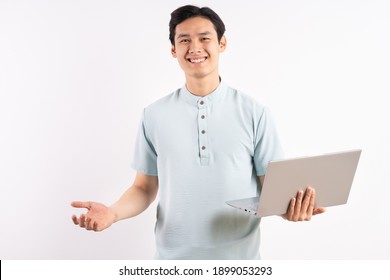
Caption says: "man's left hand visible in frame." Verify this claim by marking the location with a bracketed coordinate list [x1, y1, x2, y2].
[282, 186, 326, 221]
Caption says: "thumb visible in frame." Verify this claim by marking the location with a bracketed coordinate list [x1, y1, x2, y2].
[313, 207, 326, 215]
[71, 201, 91, 209]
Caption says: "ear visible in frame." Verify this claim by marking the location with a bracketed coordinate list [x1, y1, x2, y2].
[171, 45, 177, 58]
[219, 35, 227, 53]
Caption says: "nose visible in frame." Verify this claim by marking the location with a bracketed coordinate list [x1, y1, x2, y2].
[189, 41, 202, 54]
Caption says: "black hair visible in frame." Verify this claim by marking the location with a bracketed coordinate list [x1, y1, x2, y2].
[169, 5, 226, 45]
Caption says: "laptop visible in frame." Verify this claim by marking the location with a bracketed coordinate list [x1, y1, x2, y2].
[226, 149, 361, 217]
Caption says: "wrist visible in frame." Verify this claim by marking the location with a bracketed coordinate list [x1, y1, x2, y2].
[109, 205, 120, 223]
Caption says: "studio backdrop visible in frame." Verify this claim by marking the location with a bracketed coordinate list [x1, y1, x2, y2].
[0, 0, 389, 259]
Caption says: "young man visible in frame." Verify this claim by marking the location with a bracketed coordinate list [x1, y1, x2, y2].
[71, 5, 325, 259]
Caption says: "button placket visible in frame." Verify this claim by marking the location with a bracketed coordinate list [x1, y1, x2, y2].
[198, 98, 209, 165]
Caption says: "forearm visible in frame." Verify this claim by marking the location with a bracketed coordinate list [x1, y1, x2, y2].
[110, 180, 158, 222]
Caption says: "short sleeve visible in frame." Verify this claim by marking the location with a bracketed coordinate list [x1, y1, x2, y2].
[253, 107, 284, 176]
[131, 109, 158, 176]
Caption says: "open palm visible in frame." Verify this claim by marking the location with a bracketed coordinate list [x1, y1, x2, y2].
[71, 201, 116, 232]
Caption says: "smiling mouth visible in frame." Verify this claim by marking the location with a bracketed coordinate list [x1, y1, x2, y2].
[187, 57, 207, 63]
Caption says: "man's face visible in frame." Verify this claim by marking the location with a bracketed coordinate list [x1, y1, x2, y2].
[171, 16, 226, 80]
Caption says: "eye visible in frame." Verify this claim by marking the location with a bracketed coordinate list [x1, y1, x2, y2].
[180, 39, 190, 43]
[201, 37, 210, 41]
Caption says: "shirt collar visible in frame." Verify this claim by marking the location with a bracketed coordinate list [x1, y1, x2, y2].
[180, 79, 227, 107]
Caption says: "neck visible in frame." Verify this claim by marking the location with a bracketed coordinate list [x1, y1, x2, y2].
[185, 74, 220, 97]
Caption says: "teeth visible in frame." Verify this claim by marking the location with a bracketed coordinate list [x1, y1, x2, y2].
[190, 58, 206, 63]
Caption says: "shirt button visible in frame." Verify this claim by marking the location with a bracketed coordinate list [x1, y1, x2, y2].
[201, 146, 206, 150]
[200, 100, 204, 105]
[201, 130, 206, 134]
[201, 115, 205, 119]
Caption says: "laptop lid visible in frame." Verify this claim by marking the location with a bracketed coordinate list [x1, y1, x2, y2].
[256, 149, 361, 217]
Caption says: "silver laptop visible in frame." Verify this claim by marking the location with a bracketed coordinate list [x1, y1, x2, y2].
[226, 149, 361, 217]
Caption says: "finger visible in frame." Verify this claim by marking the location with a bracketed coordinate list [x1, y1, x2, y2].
[287, 197, 296, 221]
[93, 221, 99, 232]
[72, 214, 79, 225]
[85, 217, 92, 230]
[309, 188, 316, 210]
[300, 187, 313, 214]
[71, 201, 91, 210]
[305, 189, 316, 221]
[86, 217, 96, 231]
[292, 190, 303, 221]
[79, 214, 86, 228]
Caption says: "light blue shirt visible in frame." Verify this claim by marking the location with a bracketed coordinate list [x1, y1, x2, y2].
[132, 81, 283, 259]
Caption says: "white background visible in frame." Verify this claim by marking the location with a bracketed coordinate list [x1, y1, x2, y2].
[0, 0, 389, 260]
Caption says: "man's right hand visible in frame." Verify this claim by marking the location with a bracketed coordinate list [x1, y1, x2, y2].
[71, 201, 116, 232]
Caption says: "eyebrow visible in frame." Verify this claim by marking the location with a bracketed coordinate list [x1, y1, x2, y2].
[176, 31, 212, 39]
